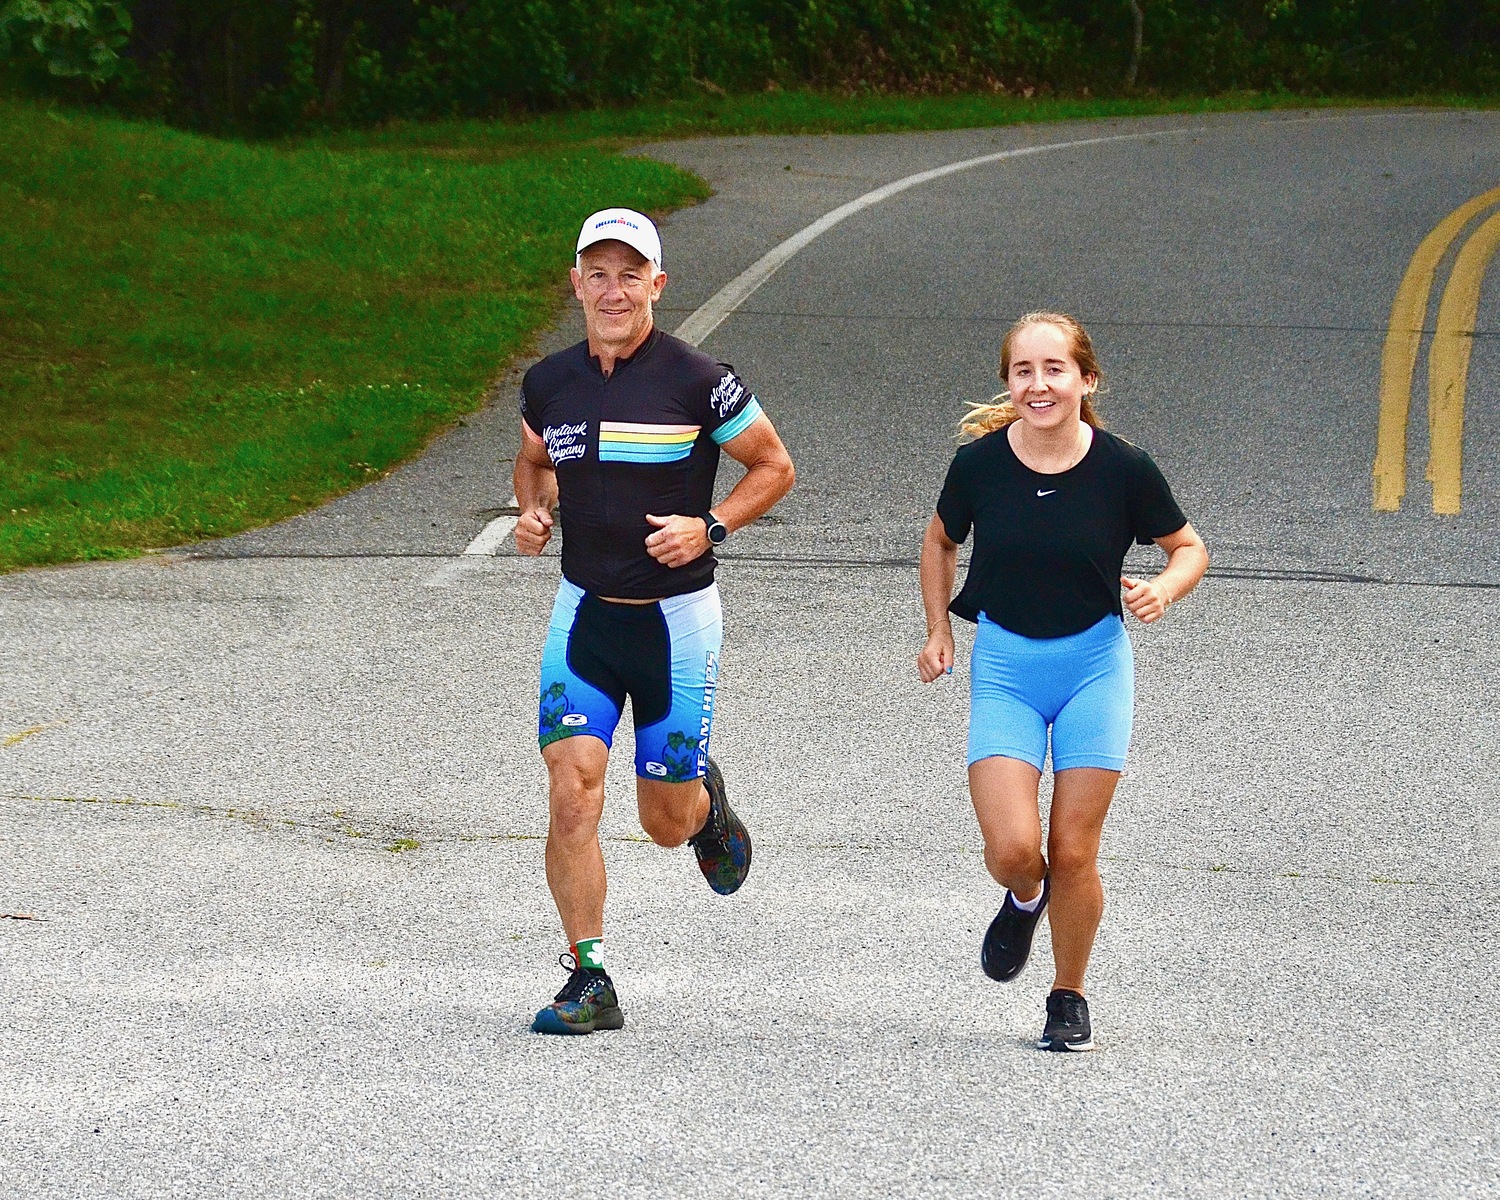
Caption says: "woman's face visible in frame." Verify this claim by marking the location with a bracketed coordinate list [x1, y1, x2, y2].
[1005, 322, 1096, 433]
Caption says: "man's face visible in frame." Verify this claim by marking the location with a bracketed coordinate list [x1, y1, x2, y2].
[571, 240, 666, 353]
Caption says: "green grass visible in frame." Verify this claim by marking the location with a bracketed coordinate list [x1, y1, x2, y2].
[4, 87, 1493, 571]
[0, 98, 708, 569]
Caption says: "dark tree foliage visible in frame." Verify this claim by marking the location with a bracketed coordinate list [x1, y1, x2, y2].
[6, 0, 1497, 131]
[0, 0, 133, 83]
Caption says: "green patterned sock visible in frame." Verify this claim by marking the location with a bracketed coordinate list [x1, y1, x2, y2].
[573, 937, 605, 972]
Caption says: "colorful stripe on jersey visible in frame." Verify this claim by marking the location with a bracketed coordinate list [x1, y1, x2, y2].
[598, 421, 700, 463]
[711, 396, 763, 444]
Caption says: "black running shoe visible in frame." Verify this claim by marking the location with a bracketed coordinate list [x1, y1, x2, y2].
[1038, 988, 1095, 1052]
[980, 875, 1050, 982]
[687, 756, 751, 895]
[531, 955, 625, 1036]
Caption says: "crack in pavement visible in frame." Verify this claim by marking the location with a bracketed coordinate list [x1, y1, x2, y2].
[2, 793, 1434, 888]
[166, 550, 1500, 590]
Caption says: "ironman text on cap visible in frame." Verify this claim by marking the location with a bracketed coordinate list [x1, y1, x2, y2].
[575, 208, 663, 269]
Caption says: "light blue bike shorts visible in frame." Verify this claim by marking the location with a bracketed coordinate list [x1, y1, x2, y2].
[968, 613, 1135, 773]
[538, 579, 721, 782]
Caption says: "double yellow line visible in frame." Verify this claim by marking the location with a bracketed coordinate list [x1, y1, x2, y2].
[1374, 184, 1500, 515]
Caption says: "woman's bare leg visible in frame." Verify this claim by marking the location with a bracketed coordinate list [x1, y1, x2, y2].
[1046, 766, 1120, 993]
[968, 755, 1046, 901]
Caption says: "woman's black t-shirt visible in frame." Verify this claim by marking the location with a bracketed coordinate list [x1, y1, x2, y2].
[936, 426, 1187, 639]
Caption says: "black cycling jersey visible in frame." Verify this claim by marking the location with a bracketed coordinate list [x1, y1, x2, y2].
[937, 426, 1187, 639]
[521, 328, 764, 599]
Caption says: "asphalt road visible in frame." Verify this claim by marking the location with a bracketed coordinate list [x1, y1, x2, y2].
[3, 109, 1498, 1198]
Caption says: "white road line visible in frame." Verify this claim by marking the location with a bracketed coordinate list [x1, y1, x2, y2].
[672, 109, 1435, 347]
[463, 509, 519, 556]
[671, 125, 1208, 347]
[421, 557, 473, 588]
[422, 496, 518, 585]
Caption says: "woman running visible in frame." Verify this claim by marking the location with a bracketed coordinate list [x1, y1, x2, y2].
[917, 311, 1208, 1051]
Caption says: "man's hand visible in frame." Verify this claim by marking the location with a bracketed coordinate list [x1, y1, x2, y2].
[644, 513, 710, 568]
[515, 506, 554, 556]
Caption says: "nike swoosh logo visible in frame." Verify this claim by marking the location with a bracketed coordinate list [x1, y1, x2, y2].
[1036, 489, 1057, 497]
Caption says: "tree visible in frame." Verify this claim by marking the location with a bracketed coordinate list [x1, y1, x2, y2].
[1124, 0, 1143, 90]
[0, 0, 132, 82]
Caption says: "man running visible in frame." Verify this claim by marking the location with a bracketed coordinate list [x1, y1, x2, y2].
[515, 207, 795, 1035]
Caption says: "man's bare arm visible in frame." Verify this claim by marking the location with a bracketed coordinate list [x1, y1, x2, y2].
[644, 415, 795, 568]
[514, 428, 558, 556]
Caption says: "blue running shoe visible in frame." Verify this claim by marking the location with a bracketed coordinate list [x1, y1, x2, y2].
[688, 757, 751, 895]
[531, 955, 624, 1035]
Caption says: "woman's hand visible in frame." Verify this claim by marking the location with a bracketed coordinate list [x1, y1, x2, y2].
[1120, 575, 1171, 623]
[917, 628, 956, 683]
[918, 515, 961, 682]
[1122, 524, 1209, 624]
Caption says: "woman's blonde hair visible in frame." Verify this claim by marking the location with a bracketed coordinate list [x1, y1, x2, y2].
[959, 311, 1105, 439]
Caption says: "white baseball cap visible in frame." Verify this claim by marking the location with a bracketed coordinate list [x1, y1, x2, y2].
[575, 208, 662, 269]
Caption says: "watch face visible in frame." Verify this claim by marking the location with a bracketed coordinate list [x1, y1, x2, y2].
[708, 520, 727, 545]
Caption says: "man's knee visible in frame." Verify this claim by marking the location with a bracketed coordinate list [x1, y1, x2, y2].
[639, 808, 691, 848]
[545, 749, 606, 847]
[549, 797, 603, 848]
[637, 779, 705, 848]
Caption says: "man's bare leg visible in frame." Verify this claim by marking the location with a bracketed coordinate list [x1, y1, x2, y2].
[636, 776, 709, 848]
[541, 735, 610, 944]
[637, 760, 750, 895]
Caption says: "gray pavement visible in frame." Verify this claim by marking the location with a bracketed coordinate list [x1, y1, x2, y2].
[4, 109, 1499, 1197]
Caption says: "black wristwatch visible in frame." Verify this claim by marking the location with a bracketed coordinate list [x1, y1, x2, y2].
[702, 512, 728, 545]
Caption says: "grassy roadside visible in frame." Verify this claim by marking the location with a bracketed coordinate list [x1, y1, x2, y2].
[3, 89, 1491, 572]
[0, 98, 708, 571]
[319, 88, 1497, 154]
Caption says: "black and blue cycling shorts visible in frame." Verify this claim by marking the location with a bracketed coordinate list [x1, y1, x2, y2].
[537, 579, 721, 782]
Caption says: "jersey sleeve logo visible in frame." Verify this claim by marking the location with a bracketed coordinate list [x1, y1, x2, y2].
[543, 420, 589, 464]
[709, 372, 746, 418]
[598, 421, 700, 463]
